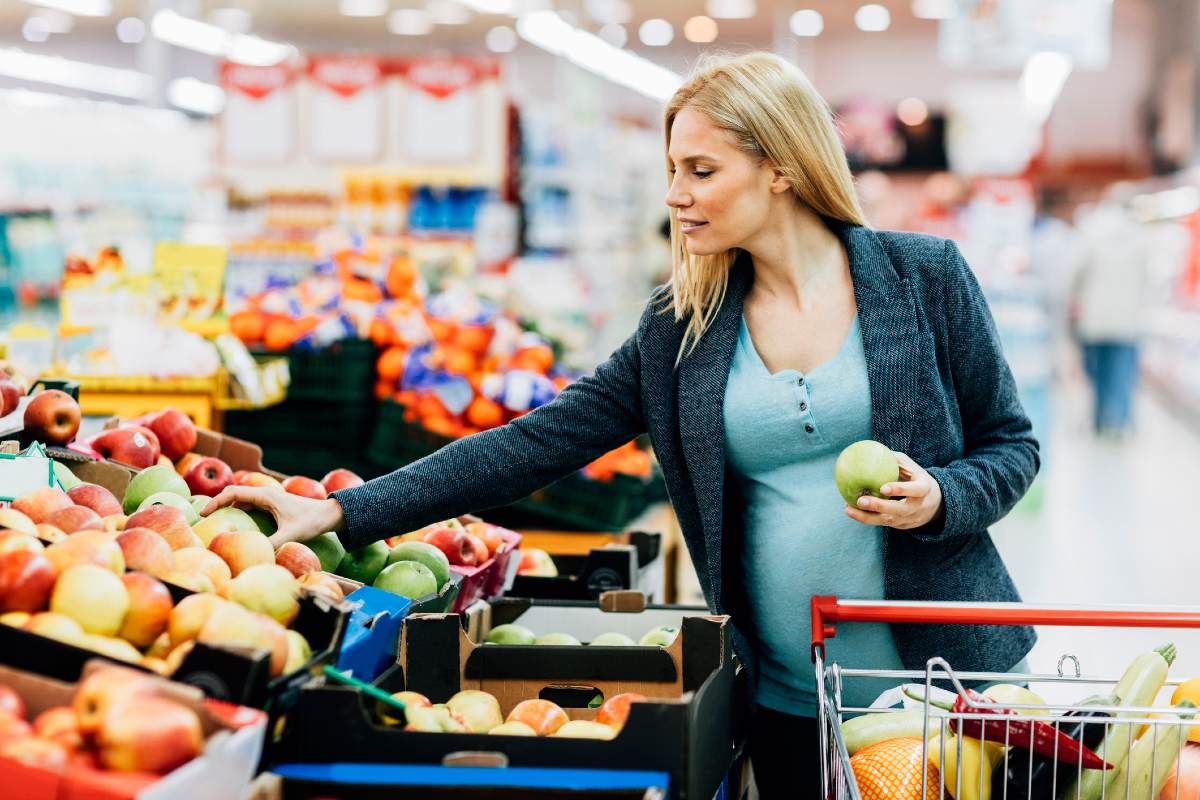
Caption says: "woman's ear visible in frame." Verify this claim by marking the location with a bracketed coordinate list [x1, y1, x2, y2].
[764, 160, 791, 194]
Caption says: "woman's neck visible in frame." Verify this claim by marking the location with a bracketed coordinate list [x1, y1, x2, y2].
[743, 205, 845, 311]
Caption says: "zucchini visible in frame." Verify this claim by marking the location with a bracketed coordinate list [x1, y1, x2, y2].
[1064, 643, 1177, 800]
[840, 710, 927, 756]
[1100, 699, 1194, 800]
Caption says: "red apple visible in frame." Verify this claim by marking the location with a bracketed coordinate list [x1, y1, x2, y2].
[0, 712, 33, 742]
[517, 547, 558, 577]
[35, 525, 66, 544]
[73, 669, 153, 736]
[230, 470, 250, 484]
[96, 695, 204, 774]
[464, 533, 488, 565]
[0, 685, 25, 720]
[174, 453, 203, 478]
[46, 505, 103, 534]
[12, 488, 72, 525]
[275, 541, 321, 578]
[90, 426, 161, 470]
[118, 573, 173, 648]
[297, 571, 345, 602]
[423, 527, 478, 567]
[0, 531, 42, 555]
[321, 468, 364, 493]
[0, 380, 20, 417]
[23, 390, 80, 446]
[68, 484, 122, 518]
[0, 735, 69, 770]
[139, 409, 196, 462]
[209, 529, 274, 576]
[594, 692, 646, 731]
[0, 550, 57, 612]
[237, 471, 281, 488]
[125, 506, 201, 551]
[43, 530, 124, 575]
[33, 707, 82, 751]
[171, 547, 232, 591]
[116, 528, 174, 578]
[0, 508, 37, 537]
[183, 457, 233, 496]
[466, 522, 505, 558]
[281, 475, 327, 500]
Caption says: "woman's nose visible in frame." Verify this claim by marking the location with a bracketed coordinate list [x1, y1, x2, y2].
[665, 178, 690, 209]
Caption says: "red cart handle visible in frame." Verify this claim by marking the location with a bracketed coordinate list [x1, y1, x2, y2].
[810, 596, 1200, 662]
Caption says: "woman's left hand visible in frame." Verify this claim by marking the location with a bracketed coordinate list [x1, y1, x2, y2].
[844, 451, 944, 530]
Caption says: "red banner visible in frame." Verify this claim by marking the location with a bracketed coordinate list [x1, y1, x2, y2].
[387, 57, 500, 99]
[220, 62, 293, 101]
[308, 56, 382, 98]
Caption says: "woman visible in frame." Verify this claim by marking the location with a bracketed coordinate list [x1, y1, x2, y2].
[206, 52, 1038, 796]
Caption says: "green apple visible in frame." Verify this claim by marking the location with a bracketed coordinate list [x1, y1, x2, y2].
[245, 506, 277, 535]
[53, 461, 82, 491]
[303, 532, 346, 574]
[193, 506, 258, 547]
[373, 560, 437, 599]
[336, 541, 389, 585]
[590, 632, 636, 646]
[535, 632, 581, 646]
[639, 626, 679, 647]
[284, 629, 312, 674]
[123, 465, 190, 514]
[138, 491, 199, 524]
[446, 690, 503, 733]
[189, 495, 211, 515]
[485, 623, 536, 645]
[387, 541, 450, 590]
[834, 440, 899, 507]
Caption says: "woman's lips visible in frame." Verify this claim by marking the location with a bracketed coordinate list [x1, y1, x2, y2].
[680, 221, 708, 234]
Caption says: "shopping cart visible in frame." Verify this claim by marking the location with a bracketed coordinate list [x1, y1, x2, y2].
[811, 596, 1200, 799]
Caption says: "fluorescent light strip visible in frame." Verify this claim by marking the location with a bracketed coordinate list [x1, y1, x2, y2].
[167, 77, 226, 115]
[151, 9, 295, 67]
[0, 48, 151, 99]
[22, 0, 111, 16]
[1020, 51, 1072, 123]
[516, 11, 681, 101]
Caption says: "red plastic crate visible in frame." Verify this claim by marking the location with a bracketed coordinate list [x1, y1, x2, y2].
[448, 528, 522, 613]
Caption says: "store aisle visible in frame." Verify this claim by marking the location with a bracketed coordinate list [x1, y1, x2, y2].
[992, 374, 1200, 698]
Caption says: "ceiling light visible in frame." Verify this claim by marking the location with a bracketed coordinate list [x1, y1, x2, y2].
[167, 76, 225, 115]
[684, 16, 718, 43]
[855, 4, 891, 32]
[22, 16, 51, 43]
[0, 48, 151, 98]
[428, 0, 471, 24]
[208, 7, 252, 34]
[789, 9, 823, 37]
[33, 8, 74, 33]
[706, 0, 754, 20]
[21, 0, 111, 16]
[517, 11, 682, 100]
[151, 10, 295, 66]
[115, 16, 144, 43]
[638, 18, 673, 47]
[455, 0, 517, 14]
[897, 97, 928, 126]
[598, 22, 626, 47]
[339, 0, 388, 16]
[388, 9, 432, 34]
[584, 0, 631, 25]
[485, 24, 517, 52]
[911, 0, 955, 19]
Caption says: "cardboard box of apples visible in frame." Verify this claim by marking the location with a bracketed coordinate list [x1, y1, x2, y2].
[0, 660, 266, 800]
[0, 458, 350, 709]
[270, 598, 737, 800]
[508, 531, 663, 602]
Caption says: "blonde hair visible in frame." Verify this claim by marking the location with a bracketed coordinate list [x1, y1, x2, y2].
[664, 52, 867, 360]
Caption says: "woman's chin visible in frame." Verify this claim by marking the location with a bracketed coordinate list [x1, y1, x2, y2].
[683, 239, 724, 257]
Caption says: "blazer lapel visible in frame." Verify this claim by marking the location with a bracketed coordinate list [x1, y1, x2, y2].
[839, 223, 922, 457]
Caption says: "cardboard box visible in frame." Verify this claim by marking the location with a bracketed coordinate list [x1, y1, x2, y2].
[0, 660, 266, 800]
[507, 532, 663, 602]
[0, 589, 348, 710]
[272, 611, 737, 800]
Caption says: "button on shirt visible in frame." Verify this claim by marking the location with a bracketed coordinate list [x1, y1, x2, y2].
[723, 314, 905, 716]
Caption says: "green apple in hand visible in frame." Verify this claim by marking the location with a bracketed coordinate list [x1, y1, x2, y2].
[834, 440, 899, 507]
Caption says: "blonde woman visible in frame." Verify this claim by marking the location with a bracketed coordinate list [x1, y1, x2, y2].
[210, 52, 1039, 795]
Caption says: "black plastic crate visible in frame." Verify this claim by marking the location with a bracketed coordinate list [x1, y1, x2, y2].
[264, 339, 377, 404]
[226, 400, 377, 450]
[368, 401, 666, 531]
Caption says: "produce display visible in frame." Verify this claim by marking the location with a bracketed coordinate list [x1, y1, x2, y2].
[842, 644, 1200, 800]
[482, 622, 679, 648]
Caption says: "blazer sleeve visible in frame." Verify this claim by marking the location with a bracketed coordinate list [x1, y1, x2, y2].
[330, 299, 655, 550]
[911, 240, 1041, 542]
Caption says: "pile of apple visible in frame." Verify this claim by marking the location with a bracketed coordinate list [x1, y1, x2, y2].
[483, 623, 679, 649]
[379, 687, 646, 741]
[515, 547, 557, 578]
[0, 465, 357, 679]
[0, 667, 205, 776]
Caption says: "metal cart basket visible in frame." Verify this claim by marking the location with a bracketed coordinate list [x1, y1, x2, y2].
[812, 596, 1200, 800]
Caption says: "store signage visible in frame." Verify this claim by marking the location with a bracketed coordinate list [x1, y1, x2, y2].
[220, 61, 296, 163]
[389, 57, 502, 166]
[221, 62, 294, 101]
[308, 56, 384, 162]
[309, 56, 382, 98]
[390, 58, 501, 99]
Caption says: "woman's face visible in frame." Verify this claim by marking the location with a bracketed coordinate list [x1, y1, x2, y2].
[665, 106, 781, 256]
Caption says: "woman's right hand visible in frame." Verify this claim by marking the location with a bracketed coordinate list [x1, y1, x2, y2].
[202, 486, 346, 550]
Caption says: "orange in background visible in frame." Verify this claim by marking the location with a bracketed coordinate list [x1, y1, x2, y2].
[229, 311, 268, 343]
[440, 346, 477, 375]
[386, 257, 418, 299]
[375, 379, 396, 401]
[343, 278, 383, 304]
[453, 324, 494, 355]
[510, 344, 554, 374]
[376, 346, 408, 382]
[369, 318, 397, 348]
[426, 316, 456, 344]
[263, 318, 301, 351]
[465, 396, 504, 430]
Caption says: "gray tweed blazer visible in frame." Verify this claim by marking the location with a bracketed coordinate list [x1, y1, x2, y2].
[335, 219, 1040, 685]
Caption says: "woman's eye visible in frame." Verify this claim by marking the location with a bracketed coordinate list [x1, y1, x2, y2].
[694, 170, 712, 178]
